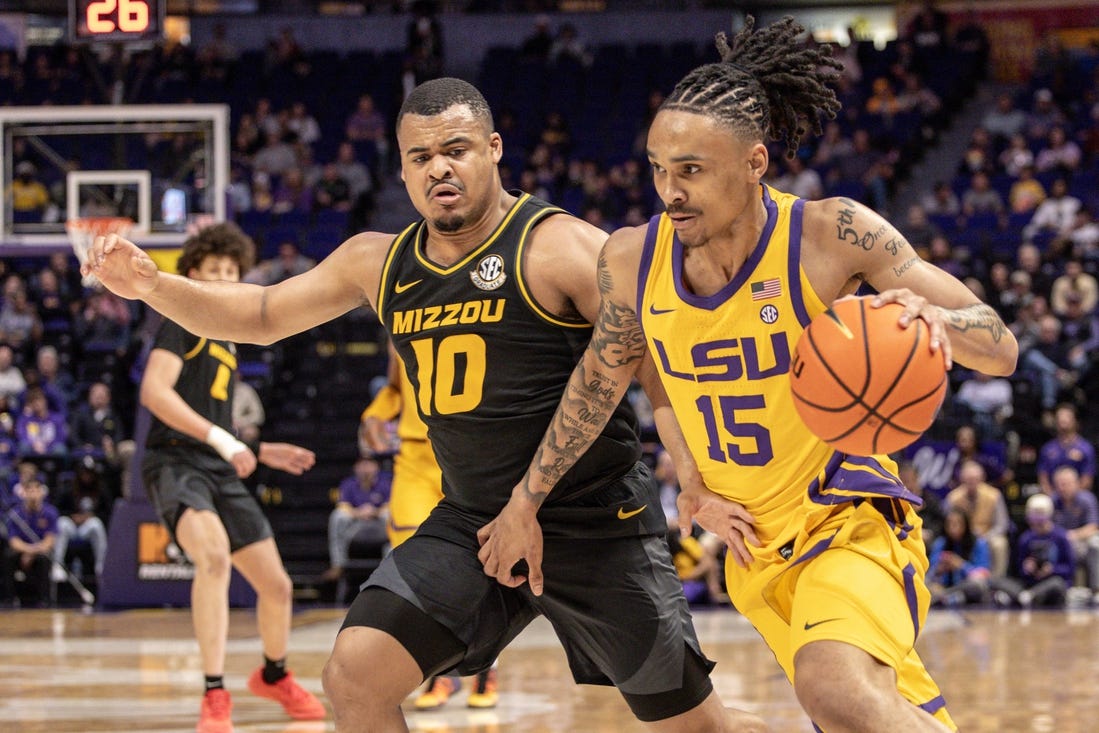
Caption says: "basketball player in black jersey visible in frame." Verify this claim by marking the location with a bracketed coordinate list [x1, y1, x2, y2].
[138, 223, 324, 733]
[86, 79, 768, 732]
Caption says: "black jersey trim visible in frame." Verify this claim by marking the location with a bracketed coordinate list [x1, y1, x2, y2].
[514, 206, 590, 328]
[412, 193, 532, 276]
[377, 221, 420, 321]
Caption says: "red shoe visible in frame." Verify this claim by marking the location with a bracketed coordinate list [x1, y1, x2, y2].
[197, 689, 233, 733]
[246, 668, 326, 720]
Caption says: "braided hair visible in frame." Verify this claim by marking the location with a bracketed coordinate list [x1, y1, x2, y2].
[663, 15, 843, 158]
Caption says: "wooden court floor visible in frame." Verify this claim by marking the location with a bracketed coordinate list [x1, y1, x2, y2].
[0, 605, 1096, 732]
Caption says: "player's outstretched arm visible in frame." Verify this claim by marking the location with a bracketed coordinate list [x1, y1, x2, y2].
[85, 231, 392, 345]
[812, 197, 1018, 376]
[477, 230, 645, 595]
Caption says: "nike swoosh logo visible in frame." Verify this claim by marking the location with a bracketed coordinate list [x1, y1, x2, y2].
[648, 304, 675, 315]
[617, 505, 647, 520]
[394, 279, 423, 294]
[803, 618, 843, 630]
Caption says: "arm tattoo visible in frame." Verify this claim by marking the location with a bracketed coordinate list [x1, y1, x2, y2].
[523, 252, 640, 501]
[941, 303, 1008, 344]
[834, 199, 907, 255]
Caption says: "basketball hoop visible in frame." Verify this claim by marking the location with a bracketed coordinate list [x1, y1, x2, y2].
[65, 216, 134, 287]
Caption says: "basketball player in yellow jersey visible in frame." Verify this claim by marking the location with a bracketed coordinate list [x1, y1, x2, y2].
[481, 17, 1018, 733]
[359, 342, 500, 710]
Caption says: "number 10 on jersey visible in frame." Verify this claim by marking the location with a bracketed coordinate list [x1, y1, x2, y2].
[409, 335, 487, 416]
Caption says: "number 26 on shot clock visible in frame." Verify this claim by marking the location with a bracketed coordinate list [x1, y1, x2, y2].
[70, 0, 164, 43]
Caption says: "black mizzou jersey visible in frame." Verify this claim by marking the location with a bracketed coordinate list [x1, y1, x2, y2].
[377, 193, 641, 514]
[146, 318, 238, 457]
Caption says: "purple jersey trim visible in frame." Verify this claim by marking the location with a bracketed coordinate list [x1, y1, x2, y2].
[637, 214, 663, 332]
[670, 185, 778, 310]
[788, 196, 812, 327]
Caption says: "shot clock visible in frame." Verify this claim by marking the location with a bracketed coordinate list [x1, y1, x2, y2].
[69, 0, 165, 44]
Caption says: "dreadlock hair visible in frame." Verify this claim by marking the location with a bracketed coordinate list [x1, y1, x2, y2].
[177, 221, 256, 276]
[663, 15, 843, 159]
[397, 77, 494, 131]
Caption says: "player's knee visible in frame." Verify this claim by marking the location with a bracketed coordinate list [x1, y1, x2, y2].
[323, 629, 411, 711]
[192, 548, 231, 578]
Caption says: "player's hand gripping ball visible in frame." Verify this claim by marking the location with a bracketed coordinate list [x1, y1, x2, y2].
[789, 296, 947, 456]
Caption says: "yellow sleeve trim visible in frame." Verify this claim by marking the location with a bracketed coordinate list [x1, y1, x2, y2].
[182, 337, 207, 361]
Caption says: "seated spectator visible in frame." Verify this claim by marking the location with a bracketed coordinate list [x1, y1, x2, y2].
[946, 459, 1011, 578]
[1034, 126, 1082, 176]
[1025, 88, 1067, 143]
[285, 101, 321, 149]
[11, 161, 49, 220]
[961, 171, 1005, 218]
[31, 344, 77, 411]
[1008, 165, 1046, 215]
[991, 493, 1072, 608]
[902, 204, 941, 252]
[999, 133, 1034, 179]
[15, 387, 67, 459]
[1050, 258, 1098, 316]
[920, 180, 960, 218]
[344, 93, 389, 174]
[1, 475, 58, 607]
[53, 456, 109, 581]
[0, 344, 26, 400]
[1017, 242, 1055, 302]
[957, 127, 996, 177]
[1023, 178, 1081, 244]
[1037, 404, 1095, 494]
[982, 92, 1027, 144]
[1020, 315, 1077, 414]
[0, 283, 43, 353]
[313, 163, 352, 213]
[245, 241, 316, 286]
[773, 154, 824, 201]
[865, 76, 902, 119]
[1062, 207, 1099, 261]
[1051, 465, 1099, 605]
[75, 289, 132, 354]
[270, 167, 313, 215]
[926, 234, 966, 280]
[322, 456, 389, 582]
[954, 373, 1013, 441]
[927, 508, 991, 606]
[251, 130, 299, 178]
[69, 382, 125, 464]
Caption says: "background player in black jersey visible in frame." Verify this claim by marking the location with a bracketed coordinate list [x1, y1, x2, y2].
[138, 222, 324, 733]
[86, 78, 767, 733]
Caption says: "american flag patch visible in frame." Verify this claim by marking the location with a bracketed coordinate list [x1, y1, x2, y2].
[750, 278, 782, 301]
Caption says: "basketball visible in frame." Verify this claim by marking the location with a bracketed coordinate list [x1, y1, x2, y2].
[789, 296, 947, 456]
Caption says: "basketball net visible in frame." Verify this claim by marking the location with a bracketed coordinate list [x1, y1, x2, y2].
[65, 216, 134, 287]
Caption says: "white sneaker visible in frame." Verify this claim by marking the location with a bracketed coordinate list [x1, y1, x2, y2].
[1066, 586, 1091, 607]
[50, 565, 67, 583]
[1018, 590, 1034, 608]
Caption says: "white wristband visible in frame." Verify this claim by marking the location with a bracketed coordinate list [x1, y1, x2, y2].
[205, 425, 247, 462]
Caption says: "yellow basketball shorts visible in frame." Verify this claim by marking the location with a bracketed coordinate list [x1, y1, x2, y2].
[730, 499, 956, 730]
[387, 439, 444, 549]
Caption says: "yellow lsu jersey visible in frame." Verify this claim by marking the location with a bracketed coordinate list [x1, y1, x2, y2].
[638, 185, 919, 552]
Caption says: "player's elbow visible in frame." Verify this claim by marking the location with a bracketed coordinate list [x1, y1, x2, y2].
[985, 330, 1020, 377]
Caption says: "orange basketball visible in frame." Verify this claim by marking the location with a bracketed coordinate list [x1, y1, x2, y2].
[789, 296, 947, 456]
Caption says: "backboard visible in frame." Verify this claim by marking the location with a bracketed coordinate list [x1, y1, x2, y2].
[0, 104, 229, 251]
